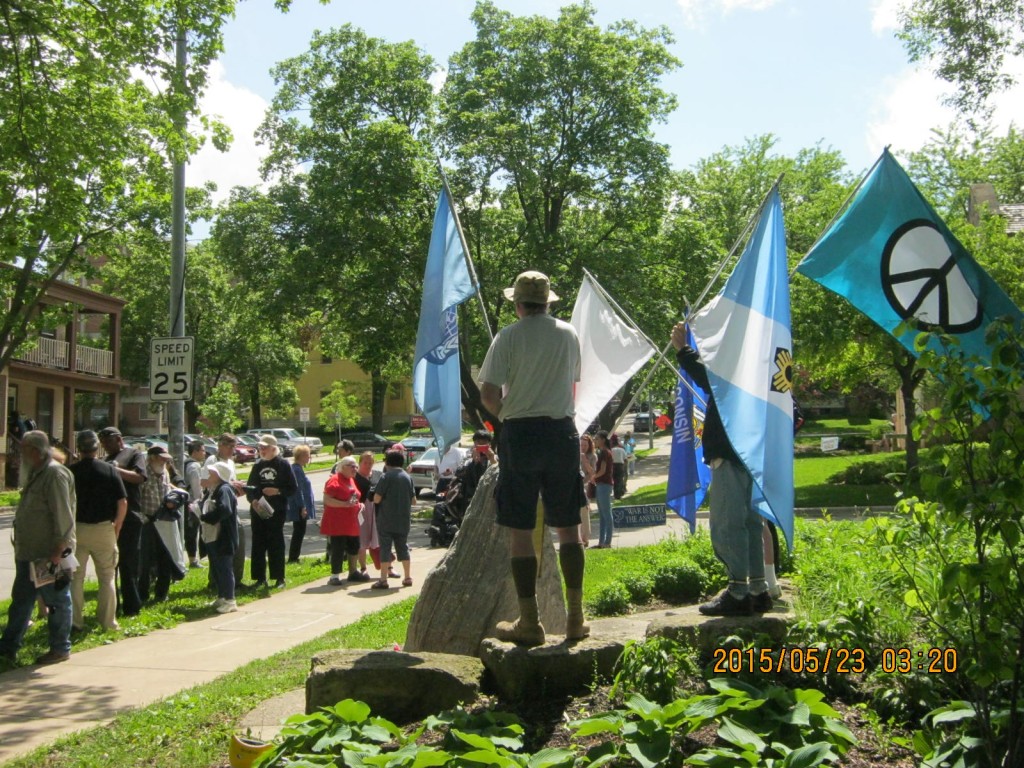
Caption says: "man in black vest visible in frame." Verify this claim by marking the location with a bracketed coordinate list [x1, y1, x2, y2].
[70, 430, 127, 631]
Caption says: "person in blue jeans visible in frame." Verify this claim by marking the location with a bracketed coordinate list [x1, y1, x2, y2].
[0, 431, 77, 666]
[593, 431, 615, 548]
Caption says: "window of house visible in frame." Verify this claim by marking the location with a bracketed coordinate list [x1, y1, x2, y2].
[36, 388, 54, 435]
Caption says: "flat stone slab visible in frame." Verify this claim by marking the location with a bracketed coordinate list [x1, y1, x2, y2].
[644, 598, 793, 655]
[306, 650, 485, 724]
[239, 688, 306, 742]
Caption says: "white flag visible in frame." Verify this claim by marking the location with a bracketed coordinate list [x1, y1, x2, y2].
[571, 274, 655, 435]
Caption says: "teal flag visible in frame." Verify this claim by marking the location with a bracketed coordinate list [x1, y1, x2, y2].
[797, 149, 1022, 361]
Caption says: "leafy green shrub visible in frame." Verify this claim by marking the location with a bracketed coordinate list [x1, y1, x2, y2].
[610, 636, 696, 705]
[652, 561, 707, 603]
[826, 455, 904, 486]
[586, 582, 631, 616]
[618, 572, 653, 605]
[570, 680, 856, 767]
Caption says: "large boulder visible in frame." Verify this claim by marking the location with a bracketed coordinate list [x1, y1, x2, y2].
[305, 649, 485, 724]
[404, 464, 567, 655]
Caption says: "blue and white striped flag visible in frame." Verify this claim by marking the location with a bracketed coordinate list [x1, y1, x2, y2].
[690, 188, 795, 548]
[413, 188, 477, 456]
[666, 325, 711, 532]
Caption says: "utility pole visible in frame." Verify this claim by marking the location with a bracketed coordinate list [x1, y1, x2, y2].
[168, 20, 187, 469]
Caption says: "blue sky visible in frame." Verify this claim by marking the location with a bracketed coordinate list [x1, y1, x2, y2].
[187, 0, 1024, 207]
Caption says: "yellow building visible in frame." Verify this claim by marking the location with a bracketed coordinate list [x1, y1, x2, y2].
[292, 350, 415, 430]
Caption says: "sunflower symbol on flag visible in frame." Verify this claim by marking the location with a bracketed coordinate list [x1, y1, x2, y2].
[771, 347, 793, 393]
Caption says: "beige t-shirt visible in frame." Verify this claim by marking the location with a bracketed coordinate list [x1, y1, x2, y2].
[478, 313, 581, 421]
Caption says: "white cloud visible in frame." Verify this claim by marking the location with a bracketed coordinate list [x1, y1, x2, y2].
[186, 60, 269, 202]
[866, 59, 1024, 160]
[869, 0, 905, 36]
[676, 0, 781, 29]
[428, 67, 448, 94]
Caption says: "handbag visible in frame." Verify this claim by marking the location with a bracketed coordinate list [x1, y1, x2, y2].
[201, 521, 220, 543]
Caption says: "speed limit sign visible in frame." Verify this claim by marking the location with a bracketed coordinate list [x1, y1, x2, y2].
[150, 336, 195, 401]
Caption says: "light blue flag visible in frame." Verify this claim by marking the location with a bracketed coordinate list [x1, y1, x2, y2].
[413, 188, 477, 457]
[797, 149, 1023, 362]
[665, 326, 712, 533]
[690, 188, 795, 548]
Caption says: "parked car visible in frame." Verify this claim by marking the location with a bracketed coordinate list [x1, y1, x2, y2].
[231, 434, 258, 464]
[139, 434, 216, 458]
[632, 411, 660, 433]
[408, 447, 440, 498]
[399, 434, 435, 463]
[340, 431, 397, 452]
[184, 434, 217, 458]
[246, 427, 322, 455]
[245, 428, 296, 457]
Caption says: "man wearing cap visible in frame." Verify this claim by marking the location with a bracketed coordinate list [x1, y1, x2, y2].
[203, 434, 247, 584]
[69, 430, 127, 632]
[478, 270, 589, 646]
[138, 445, 186, 603]
[98, 426, 148, 617]
[0, 431, 77, 665]
[245, 434, 297, 589]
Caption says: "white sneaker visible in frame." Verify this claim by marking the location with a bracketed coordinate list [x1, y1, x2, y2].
[209, 598, 225, 609]
[768, 584, 783, 599]
[216, 600, 238, 614]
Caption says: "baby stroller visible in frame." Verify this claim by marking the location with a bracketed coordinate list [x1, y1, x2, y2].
[425, 481, 466, 548]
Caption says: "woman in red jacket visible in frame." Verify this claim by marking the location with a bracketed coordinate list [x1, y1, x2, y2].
[321, 456, 371, 585]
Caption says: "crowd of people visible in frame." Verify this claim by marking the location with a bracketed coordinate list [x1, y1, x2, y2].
[0, 428, 422, 666]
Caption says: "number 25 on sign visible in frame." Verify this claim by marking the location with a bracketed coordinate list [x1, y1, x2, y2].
[150, 336, 195, 401]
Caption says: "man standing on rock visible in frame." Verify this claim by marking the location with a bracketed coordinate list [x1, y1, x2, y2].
[478, 270, 588, 646]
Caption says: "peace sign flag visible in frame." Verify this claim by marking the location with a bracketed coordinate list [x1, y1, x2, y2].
[796, 149, 1022, 363]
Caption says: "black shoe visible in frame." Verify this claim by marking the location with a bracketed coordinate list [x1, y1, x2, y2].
[273, 580, 286, 590]
[698, 590, 753, 617]
[751, 591, 773, 614]
[251, 580, 268, 590]
[347, 571, 371, 582]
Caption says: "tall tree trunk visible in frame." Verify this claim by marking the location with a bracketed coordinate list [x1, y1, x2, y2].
[459, 354, 498, 439]
[250, 379, 263, 428]
[894, 351, 925, 477]
[370, 371, 386, 433]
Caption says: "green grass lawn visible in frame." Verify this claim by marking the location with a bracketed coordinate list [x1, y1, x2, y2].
[613, 451, 903, 510]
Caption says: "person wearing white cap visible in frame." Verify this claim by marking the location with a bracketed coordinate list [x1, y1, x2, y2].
[201, 462, 240, 612]
[478, 271, 589, 646]
[245, 434, 297, 589]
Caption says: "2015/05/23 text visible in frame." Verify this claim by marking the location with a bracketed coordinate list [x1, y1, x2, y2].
[710, 646, 959, 675]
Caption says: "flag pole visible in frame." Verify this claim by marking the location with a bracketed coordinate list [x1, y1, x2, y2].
[437, 160, 494, 342]
[582, 270, 706, 412]
[688, 174, 785, 322]
[790, 147, 889, 279]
